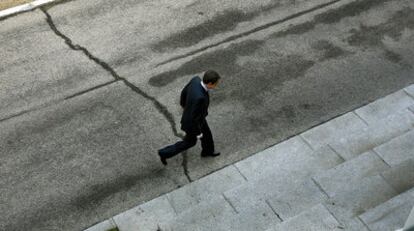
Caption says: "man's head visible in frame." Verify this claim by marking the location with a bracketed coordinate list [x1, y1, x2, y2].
[203, 70, 221, 89]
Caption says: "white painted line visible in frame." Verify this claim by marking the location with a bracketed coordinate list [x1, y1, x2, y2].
[0, 0, 57, 19]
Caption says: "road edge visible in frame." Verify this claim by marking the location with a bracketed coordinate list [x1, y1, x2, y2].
[0, 0, 57, 19]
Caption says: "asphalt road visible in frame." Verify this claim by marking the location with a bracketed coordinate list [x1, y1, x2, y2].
[1, 0, 413, 230]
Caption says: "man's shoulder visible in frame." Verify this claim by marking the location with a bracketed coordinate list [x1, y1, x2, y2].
[190, 76, 201, 83]
[187, 76, 202, 90]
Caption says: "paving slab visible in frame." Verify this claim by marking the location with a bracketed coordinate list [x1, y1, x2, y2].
[0, 82, 186, 231]
[301, 112, 368, 149]
[324, 175, 397, 224]
[114, 195, 176, 231]
[360, 188, 414, 231]
[404, 205, 414, 230]
[167, 197, 280, 231]
[269, 204, 342, 231]
[306, 145, 345, 167]
[229, 201, 281, 231]
[226, 145, 342, 212]
[0, 9, 113, 121]
[266, 179, 328, 221]
[214, 200, 281, 231]
[165, 196, 236, 231]
[224, 171, 307, 214]
[166, 165, 246, 214]
[375, 129, 414, 166]
[234, 137, 313, 181]
[355, 90, 414, 125]
[313, 151, 390, 196]
[381, 158, 414, 193]
[330, 109, 414, 160]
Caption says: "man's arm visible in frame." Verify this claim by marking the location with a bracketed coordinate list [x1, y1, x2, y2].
[190, 97, 206, 135]
[180, 83, 189, 108]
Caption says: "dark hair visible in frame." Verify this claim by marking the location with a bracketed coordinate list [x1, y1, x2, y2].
[203, 70, 221, 84]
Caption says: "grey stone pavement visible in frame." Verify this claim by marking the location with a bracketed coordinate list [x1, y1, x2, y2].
[1, 0, 414, 230]
[87, 85, 414, 231]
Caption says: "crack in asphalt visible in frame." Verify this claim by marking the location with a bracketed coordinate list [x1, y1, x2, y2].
[0, 80, 118, 123]
[64, 79, 118, 100]
[155, 0, 342, 67]
[41, 8, 192, 182]
[0, 109, 32, 123]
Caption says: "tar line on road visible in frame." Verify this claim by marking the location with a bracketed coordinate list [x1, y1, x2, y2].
[41, 8, 193, 182]
[156, 0, 342, 67]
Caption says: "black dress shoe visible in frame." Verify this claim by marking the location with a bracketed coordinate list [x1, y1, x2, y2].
[201, 152, 221, 157]
[160, 156, 167, 165]
[158, 151, 167, 165]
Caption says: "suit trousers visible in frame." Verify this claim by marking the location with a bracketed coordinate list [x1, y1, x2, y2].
[159, 120, 215, 159]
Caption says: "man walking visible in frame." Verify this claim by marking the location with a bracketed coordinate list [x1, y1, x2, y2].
[158, 70, 221, 165]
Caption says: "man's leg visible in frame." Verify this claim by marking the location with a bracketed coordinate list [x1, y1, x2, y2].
[159, 134, 197, 159]
[200, 120, 216, 155]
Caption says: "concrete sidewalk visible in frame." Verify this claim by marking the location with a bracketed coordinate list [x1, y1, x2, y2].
[86, 84, 414, 231]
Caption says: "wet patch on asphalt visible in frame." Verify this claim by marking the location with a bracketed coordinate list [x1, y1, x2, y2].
[151, 9, 258, 52]
[311, 40, 350, 61]
[149, 39, 264, 87]
[152, 0, 394, 54]
[346, 7, 414, 48]
[150, 1, 288, 52]
[272, 0, 395, 38]
[346, 7, 414, 66]
[383, 49, 404, 64]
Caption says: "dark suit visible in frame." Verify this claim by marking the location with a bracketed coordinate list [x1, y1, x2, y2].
[159, 76, 215, 159]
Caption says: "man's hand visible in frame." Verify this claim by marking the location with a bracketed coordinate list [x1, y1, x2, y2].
[197, 133, 203, 139]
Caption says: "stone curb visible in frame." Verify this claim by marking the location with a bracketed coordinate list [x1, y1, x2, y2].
[0, 0, 57, 19]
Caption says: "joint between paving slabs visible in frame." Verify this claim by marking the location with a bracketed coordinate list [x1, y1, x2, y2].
[322, 203, 347, 230]
[353, 111, 370, 126]
[299, 135, 315, 151]
[377, 172, 401, 195]
[223, 194, 239, 214]
[327, 144, 346, 163]
[165, 194, 179, 216]
[265, 199, 283, 222]
[233, 164, 248, 182]
[357, 215, 373, 231]
[109, 217, 120, 231]
[371, 149, 392, 168]
[408, 106, 414, 114]
[403, 88, 414, 100]
[42, 7, 192, 180]
[311, 177, 330, 199]
[403, 89, 414, 114]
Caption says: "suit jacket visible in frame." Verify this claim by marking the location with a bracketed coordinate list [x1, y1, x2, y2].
[180, 76, 209, 135]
